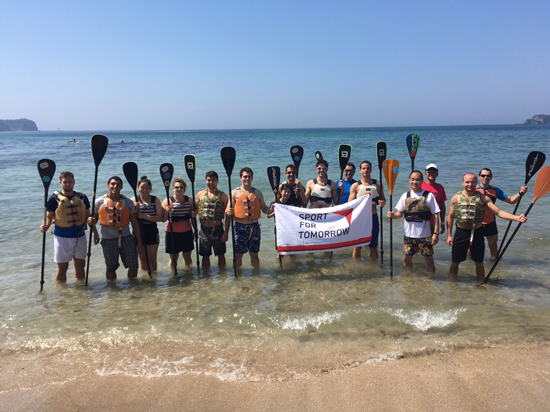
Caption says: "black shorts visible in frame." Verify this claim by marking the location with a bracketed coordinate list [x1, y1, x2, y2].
[199, 225, 226, 257]
[452, 226, 485, 263]
[165, 230, 194, 254]
[480, 221, 498, 237]
[135, 223, 159, 246]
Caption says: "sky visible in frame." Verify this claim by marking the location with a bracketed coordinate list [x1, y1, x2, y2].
[1, 0, 549, 131]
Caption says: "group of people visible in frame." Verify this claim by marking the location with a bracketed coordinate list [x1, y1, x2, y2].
[40, 160, 527, 282]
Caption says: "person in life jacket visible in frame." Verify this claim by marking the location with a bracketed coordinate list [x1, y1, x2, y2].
[305, 160, 338, 209]
[40, 171, 98, 282]
[196, 171, 230, 269]
[476, 168, 528, 259]
[88, 176, 142, 281]
[226, 167, 272, 269]
[348, 160, 386, 261]
[387, 171, 440, 274]
[274, 164, 307, 207]
[447, 173, 527, 280]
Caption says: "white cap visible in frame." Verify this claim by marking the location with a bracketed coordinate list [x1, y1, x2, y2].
[426, 163, 438, 171]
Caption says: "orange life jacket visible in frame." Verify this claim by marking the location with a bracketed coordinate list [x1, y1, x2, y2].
[234, 187, 261, 220]
[98, 195, 131, 227]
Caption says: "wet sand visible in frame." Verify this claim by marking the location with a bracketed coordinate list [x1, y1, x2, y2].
[1, 344, 549, 412]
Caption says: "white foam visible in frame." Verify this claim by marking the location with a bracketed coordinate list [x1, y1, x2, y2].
[270, 311, 344, 331]
[384, 308, 466, 331]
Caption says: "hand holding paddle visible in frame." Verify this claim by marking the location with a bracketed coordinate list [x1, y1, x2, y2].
[221, 147, 237, 277]
[377, 142, 387, 263]
[383, 159, 399, 280]
[38, 159, 56, 292]
[184, 154, 200, 273]
[160, 163, 177, 275]
[406, 133, 420, 172]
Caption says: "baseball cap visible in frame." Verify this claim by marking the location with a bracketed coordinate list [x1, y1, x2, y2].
[426, 163, 438, 172]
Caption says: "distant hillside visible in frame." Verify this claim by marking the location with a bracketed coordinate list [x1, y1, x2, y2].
[524, 114, 550, 124]
[0, 118, 38, 131]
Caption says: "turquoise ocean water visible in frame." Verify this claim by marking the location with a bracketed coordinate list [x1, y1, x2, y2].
[0, 125, 549, 382]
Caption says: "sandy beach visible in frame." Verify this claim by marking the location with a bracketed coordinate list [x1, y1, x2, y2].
[1, 344, 548, 412]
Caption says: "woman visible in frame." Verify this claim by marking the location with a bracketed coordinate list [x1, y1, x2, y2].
[132, 176, 162, 273]
[162, 177, 197, 270]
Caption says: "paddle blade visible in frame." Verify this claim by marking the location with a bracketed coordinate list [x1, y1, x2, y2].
[122, 162, 139, 192]
[290, 145, 304, 177]
[267, 166, 281, 195]
[376, 142, 387, 171]
[221, 147, 236, 177]
[37, 159, 56, 191]
[382, 159, 400, 196]
[159, 163, 174, 197]
[315, 151, 323, 162]
[91, 134, 109, 167]
[406, 133, 420, 158]
[532, 166, 550, 203]
[525, 151, 546, 185]
[184, 154, 197, 183]
[338, 144, 352, 171]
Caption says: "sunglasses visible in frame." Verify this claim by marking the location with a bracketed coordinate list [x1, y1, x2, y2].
[344, 170, 355, 173]
[286, 171, 296, 175]
[479, 174, 492, 178]
[173, 186, 184, 189]
[317, 167, 327, 171]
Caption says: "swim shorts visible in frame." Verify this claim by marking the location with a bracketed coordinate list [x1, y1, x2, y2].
[480, 221, 498, 237]
[101, 235, 139, 272]
[403, 236, 434, 257]
[165, 230, 194, 254]
[53, 235, 87, 263]
[452, 226, 484, 263]
[199, 224, 226, 257]
[369, 213, 379, 249]
[135, 224, 159, 246]
[234, 222, 261, 254]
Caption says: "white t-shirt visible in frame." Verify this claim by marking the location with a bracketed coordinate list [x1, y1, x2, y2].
[395, 190, 440, 238]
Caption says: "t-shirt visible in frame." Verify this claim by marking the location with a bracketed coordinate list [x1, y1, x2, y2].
[337, 179, 357, 204]
[95, 195, 136, 240]
[395, 190, 440, 238]
[421, 182, 447, 225]
[46, 191, 91, 238]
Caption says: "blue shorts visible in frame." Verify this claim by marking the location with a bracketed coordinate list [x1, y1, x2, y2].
[369, 213, 379, 249]
[234, 222, 261, 254]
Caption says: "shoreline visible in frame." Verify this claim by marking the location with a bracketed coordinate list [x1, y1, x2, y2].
[2, 344, 548, 411]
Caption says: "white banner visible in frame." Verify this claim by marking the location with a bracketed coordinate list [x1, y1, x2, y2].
[275, 195, 372, 254]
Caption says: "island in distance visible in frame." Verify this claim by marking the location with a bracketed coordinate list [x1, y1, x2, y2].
[524, 114, 550, 124]
[0, 118, 38, 131]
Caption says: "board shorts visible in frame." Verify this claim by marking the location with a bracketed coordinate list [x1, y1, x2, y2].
[369, 213, 379, 249]
[234, 222, 261, 254]
[53, 235, 87, 263]
[480, 221, 498, 237]
[135, 224, 159, 246]
[101, 235, 139, 272]
[199, 224, 226, 257]
[452, 226, 484, 263]
[165, 230, 194, 254]
[403, 236, 434, 257]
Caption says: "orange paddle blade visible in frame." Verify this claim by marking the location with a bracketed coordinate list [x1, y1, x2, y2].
[382, 159, 400, 196]
[533, 166, 550, 202]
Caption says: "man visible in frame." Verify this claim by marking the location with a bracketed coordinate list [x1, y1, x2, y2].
[89, 176, 142, 281]
[275, 164, 307, 207]
[421, 163, 447, 235]
[305, 160, 339, 208]
[447, 173, 527, 279]
[39, 171, 98, 282]
[387, 171, 440, 273]
[348, 161, 386, 260]
[336, 162, 357, 204]
[476, 168, 527, 259]
[226, 167, 272, 268]
[196, 171, 230, 268]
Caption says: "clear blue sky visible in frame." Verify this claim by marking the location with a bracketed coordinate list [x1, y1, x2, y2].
[1, 0, 548, 130]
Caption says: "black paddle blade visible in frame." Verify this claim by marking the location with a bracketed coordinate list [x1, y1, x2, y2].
[267, 166, 281, 195]
[290, 145, 304, 176]
[37, 159, 56, 191]
[184, 154, 197, 183]
[160, 163, 174, 196]
[338, 144, 352, 172]
[91, 134, 109, 167]
[525, 151, 546, 185]
[376, 142, 387, 171]
[221, 147, 236, 178]
[122, 162, 139, 193]
[315, 151, 323, 161]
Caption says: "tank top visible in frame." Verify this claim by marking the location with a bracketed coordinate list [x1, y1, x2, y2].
[280, 180, 302, 207]
[136, 195, 157, 224]
[170, 195, 191, 222]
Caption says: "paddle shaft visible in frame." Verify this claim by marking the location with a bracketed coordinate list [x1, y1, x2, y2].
[40, 191, 48, 292]
[389, 194, 393, 279]
[379, 168, 384, 263]
[85, 167, 99, 286]
[134, 191, 152, 278]
[190, 181, 200, 272]
[497, 193, 523, 258]
[165, 188, 177, 276]
[227, 177, 237, 277]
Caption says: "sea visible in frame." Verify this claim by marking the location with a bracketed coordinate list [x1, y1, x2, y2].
[1, 125, 549, 384]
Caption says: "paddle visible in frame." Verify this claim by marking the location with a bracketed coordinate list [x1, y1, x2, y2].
[122, 162, 152, 278]
[406, 133, 420, 172]
[338, 144, 352, 181]
[497, 151, 545, 257]
[221, 147, 237, 277]
[267, 166, 281, 196]
[315, 151, 323, 162]
[377, 142, 387, 263]
[484, 166, 550, 284]
[383, 159, 399, 280]
[160, 163, 177, 275]
[184, 154, 200, 273]
[290, 145, 304, 178]
[85, 134, 109, 286]
[37, 159, 56, 292]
